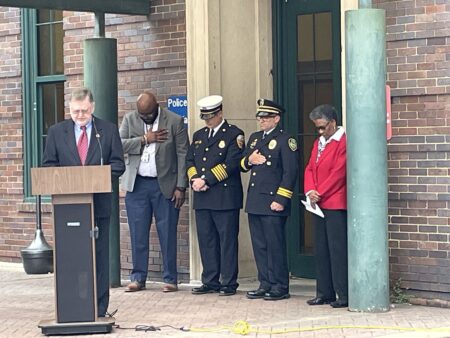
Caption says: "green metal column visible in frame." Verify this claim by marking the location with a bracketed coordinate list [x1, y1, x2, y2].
[346, 9, 389, 312]
[84, 38, 121, 287]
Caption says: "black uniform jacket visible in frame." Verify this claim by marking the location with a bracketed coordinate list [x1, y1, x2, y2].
[187, 120, 244, 210]
[240, 127, 298, 216]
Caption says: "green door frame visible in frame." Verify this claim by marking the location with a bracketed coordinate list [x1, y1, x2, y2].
[273, 0, 342, 278]
[22, 8, 66, 200]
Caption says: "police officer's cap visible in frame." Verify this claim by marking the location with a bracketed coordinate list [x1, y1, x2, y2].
[197, 95, 223, 120]
[256, 98, 285, 118]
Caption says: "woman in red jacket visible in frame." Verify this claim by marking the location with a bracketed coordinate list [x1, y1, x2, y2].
[304, 104, 348, 308]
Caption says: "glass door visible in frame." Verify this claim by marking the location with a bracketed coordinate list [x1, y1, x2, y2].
[273, 0, 341, 278]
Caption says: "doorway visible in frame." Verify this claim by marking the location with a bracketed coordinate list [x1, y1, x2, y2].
[273, 0, 342, 278]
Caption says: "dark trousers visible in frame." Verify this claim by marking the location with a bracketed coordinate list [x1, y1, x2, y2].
[248, 214, 289, 293]
[125, 176, 179, 284]
[195, 209, 240, 290]
[313, 209, 348, 301]
[95, 216, 110, 317]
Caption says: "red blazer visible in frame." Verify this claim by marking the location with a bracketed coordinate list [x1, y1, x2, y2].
[304, 133, 347, 210]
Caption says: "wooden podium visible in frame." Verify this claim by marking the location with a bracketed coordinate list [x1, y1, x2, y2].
[31, 166, 115, 336]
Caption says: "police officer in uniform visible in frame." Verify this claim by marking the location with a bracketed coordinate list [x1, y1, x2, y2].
[241, 99, 298, 301]
[187, 95, 245, 296]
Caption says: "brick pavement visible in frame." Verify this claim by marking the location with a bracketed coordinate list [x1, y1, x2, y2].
[1, 262, 450, 338]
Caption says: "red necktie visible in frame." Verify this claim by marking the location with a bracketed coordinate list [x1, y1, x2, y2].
[77, 126, 88, 165]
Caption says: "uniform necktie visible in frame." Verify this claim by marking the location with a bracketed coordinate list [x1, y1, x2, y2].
[208, 128, 214, 139]
[77, 126, 88, 165]
[262, 132, 267, 139]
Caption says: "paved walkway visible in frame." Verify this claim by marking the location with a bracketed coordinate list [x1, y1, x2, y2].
[1, 262, 450, 338]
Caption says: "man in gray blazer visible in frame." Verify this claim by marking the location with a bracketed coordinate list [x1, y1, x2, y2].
[120, 91, 189, 293]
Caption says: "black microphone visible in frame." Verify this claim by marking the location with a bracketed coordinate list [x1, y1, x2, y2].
[92, 117, 104, 166]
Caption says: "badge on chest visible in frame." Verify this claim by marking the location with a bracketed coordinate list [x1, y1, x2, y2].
[141, 147, 150, 162]
[268, 139, 277, 150]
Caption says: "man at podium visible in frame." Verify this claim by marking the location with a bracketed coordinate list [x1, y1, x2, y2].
[42, 87, 125, 317]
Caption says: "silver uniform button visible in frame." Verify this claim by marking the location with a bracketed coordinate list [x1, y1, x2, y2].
[251, 183, 255, 187]
[224, 183, 228, 187]
[201, 168, 205, 172]
[267, 161, 272, 166]
[252, 172, 256, 176]
[203, 157, 207, 161]
[205, 148, 209, 151]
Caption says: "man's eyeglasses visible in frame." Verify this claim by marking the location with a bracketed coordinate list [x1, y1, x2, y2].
[316, 121, 331, 131]
[71, 109, 91, 116]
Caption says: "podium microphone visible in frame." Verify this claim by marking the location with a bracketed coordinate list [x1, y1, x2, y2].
[92, 117, 104, 166]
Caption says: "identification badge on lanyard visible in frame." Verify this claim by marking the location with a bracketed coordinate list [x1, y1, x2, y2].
[141, 147, 150, 163]
[141, 123, 151, 162]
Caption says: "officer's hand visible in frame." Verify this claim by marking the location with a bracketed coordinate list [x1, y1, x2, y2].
[307, 190, 321, 204]
[249, 150, 266, 165]
[200, 185, 209, 191]
[270, 201, 284, 212]
[145, 129, 168, 143]
[171, 189, 185, 209]
[191, 178, 206, 192]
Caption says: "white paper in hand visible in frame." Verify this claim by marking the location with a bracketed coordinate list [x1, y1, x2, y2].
[301, 196, 325, 218]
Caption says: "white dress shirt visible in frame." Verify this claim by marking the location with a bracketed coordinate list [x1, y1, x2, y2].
[137, 108, 161, 177]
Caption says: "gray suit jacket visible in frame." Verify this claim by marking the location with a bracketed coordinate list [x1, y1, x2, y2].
[119, 108, 189, 198]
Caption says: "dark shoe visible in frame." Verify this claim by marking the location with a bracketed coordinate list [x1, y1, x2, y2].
[219, 287, 236, 296]
[330, 300, 348, 308]
[191, 284, 219, 295]
[263, 290, 290, 301]
[246, 288, 268, 299]
[306, 297, 335, 305]
[162, 283, 178, 293]
[125, 281, 146, 292]
[105, 309, 118, 318]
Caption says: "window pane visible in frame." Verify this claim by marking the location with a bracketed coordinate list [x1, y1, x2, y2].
[37, 10, 64, 76]
[38, 9, 63, 24]
[37, 9, 51, 24]
[41, 82, 65, 158]
[297, 12, 334, 257]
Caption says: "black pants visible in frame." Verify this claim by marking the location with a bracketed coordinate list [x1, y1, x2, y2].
[248, 214, 289, 293]
[195, 209, 240, 290]
[313, 209, 348, 302]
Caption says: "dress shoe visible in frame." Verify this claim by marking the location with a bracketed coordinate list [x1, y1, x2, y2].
[330, 300, 348, 308]
[191, 284, 219, 295]
[306, 297, 335, 305]
[162, 283, 178, 293]
[219, 287, 236, 296]
[125, 281, 146, 292]
[263, 290, 290, 301]
[246, 288, 268, 299]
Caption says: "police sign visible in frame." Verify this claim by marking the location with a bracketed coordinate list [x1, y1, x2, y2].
[167, 95, 188, 125]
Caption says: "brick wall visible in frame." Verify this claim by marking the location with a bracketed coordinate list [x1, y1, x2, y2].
[0, 0, 189, 283]
[375, 0, 450, 300]
[0, 7, 31, 263]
